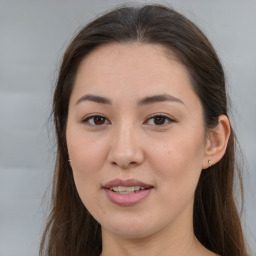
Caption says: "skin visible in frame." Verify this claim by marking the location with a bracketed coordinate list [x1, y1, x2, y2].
[66, 43, 230, 256]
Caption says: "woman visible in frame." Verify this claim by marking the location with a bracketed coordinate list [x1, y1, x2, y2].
[40, 4, 249, 256]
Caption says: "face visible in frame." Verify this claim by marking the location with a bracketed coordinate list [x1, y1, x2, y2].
[66, 43, 208, 239]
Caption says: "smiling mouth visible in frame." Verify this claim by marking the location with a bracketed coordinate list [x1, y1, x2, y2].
[104, 182, 153, 206]
[109, 186, 147, 194]
[103, 179, 154, 205]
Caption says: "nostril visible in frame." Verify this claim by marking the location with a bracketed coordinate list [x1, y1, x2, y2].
[111, 160, 138, 169]
[107, 143, 144, 169]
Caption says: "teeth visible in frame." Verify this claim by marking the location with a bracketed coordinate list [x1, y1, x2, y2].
[110, 186, 146, 194]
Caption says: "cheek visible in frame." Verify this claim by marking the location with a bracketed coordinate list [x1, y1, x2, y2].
[68, 142, 106, 215]
[67, 126, 108, 172]
[150, 132, 205, 193]
[70, 142, 104, 173]
[147, 139, 204, 221]
[66, 128, 108, 205]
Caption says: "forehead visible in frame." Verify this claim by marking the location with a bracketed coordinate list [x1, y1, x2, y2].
[71, 42, 199, 108]
[80, 42, 172, 64]
[77, 42, 181, 79]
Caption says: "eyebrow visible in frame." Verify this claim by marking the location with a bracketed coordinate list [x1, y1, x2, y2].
[138, 94, 184, 105]
[75, 93, 184, 106]
[75, 94, 111, 105]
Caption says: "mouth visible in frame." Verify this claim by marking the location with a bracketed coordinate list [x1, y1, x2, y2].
[103, 179, 154, 206]
[103, 178, 153, 192]
[108, 186, 148, 194]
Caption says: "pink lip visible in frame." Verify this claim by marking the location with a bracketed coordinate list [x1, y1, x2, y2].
[103, 179, 153, 189]
[103, 179, 154, 206]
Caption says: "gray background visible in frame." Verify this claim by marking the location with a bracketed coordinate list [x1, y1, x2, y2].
[0, 0, 255, 255]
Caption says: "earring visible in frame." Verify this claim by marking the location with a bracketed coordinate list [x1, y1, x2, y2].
[208, 160, 212, 168]
[68, 159, 71, 163]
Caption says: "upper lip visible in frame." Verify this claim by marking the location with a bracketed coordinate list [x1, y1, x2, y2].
[103, 179, 153, 189]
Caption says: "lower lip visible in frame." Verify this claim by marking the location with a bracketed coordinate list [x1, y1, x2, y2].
[104, 188, 153, 206]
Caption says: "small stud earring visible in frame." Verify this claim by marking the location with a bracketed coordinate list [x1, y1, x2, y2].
[208, 160, 212, 168]
[68, 159, 71, 163]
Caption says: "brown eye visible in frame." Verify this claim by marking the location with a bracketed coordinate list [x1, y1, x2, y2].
[153, 116, 166, 125]
[82, 115, 110, 126]
[93, 116, 106, 125]
[145, 114, 174, 126]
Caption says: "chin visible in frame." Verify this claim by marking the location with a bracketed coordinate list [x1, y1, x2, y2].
[105, 226, 154, 239]
[100, 214, 165, 239]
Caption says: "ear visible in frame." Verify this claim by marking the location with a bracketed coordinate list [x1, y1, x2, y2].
[202, 115, 231, 169]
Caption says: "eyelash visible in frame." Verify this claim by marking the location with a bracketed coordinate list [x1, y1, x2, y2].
[81, 114, 175, 127]
[144, 114, 175, 126]
[82, 114, 110, 126]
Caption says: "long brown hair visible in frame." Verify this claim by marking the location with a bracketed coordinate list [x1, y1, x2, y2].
[40, 4, 249, 256]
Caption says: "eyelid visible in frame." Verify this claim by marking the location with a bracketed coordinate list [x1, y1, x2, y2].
[144, 113, 176, 126]
[81, 113, 111, 126]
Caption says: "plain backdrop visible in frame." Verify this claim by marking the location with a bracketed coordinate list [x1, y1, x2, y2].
[0, 0, 255, 255]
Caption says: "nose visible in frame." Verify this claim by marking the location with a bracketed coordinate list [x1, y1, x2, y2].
[107, 123, 144, 169]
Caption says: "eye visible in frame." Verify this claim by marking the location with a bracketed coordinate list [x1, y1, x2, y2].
[82, 115, 110, 126]
[145, 114, 175, 126]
